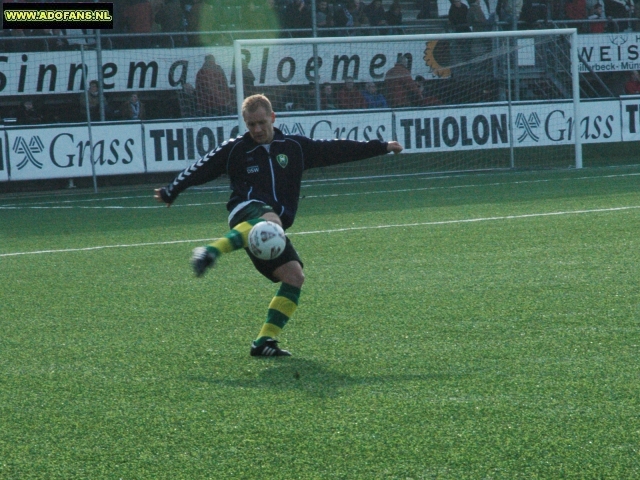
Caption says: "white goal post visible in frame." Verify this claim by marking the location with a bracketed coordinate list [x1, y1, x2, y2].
[234, 29, 581, 178]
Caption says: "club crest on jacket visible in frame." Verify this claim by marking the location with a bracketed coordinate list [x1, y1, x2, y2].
[276, 154, 288, 168]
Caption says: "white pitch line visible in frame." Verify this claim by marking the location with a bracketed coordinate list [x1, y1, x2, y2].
[0, 202, 226, 210]
[1, 171, 639, 209]
[1, 204, 639, 258]
[0, 238, 217, 257]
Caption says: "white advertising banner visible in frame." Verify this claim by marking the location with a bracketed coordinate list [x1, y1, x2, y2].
[0, 41, 439, 97]
[579, 33, 640, 73]
[276, 111, 394, 142]
[0, 99, 627, 182]
[0, 132, 8, 181]
[394, 100, 621, 152]
[0, 47, 226, 96]
[5, 122, 144, 181]
[2, 36, 640, 98]
[145, 111, 395, 172]
[579, 99, 621, 143]
[144, 117, 240, 172]
[619, 95, 640, 141]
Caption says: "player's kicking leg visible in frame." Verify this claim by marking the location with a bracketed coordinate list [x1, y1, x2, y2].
[190, 217, 265, 277]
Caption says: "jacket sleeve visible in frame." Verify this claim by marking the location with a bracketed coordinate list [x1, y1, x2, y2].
[301, 137, 389, 170]
[160, 144, 228, 203]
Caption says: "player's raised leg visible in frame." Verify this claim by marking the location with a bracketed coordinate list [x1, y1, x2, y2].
[191, 210, 286, 277]
[191, 217, 265, 277]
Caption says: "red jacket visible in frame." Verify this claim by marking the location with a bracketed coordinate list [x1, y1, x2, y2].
[565, 0, 586, 19]
[336, 86, 367, 109]
[625, 78, 640, 95]
[123, 0, 153, 33]
[384, 63, 423, 108]
[196, 64, 232, 111]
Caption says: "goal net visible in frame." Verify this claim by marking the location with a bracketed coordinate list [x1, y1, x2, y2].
[231, 29, 581, 180]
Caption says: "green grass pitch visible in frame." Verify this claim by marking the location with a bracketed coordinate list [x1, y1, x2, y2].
[1, 165, 640, 478]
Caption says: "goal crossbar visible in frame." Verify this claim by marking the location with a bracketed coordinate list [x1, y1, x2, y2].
[234, 28, 581, 172]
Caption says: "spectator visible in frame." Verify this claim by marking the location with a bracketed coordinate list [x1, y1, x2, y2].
[365, 0, 388, 33]
[519, 0, 548, 27]
[66, 28, 96, 50]
[496, 0, 522, 27]
[177, 82, 198, 117]
[195, 55, 233, 116]
[80, 79, 109, 121]
[241, 57, 256, 96]
[416, 0, 433, 18]
[285, 0, 312, 35]
[449, 0, 471, 32]
[633, 0, 640, 29]
[614, 0, 635, 31]
[121, 93, 146, 120]
[467, 0, 493, 57]
[41, 29, 69, 51]
[336, 77, 368, 109]
[350, 0, 370, 26]
[335, 0, 368, 34]
[155, 0, 187, 47]
[605, 0, 633, 28]
[187, 0, 215, 46]
[588, 2, 607, 31]
[1, 29, 27, 53]
[385, 0, 404, 34]
[300, 82, 320, 110]
[587, 0, 606, 15]
[467, 0, 493, 30]
[123, 0, 154, 48]
[361, 82, 388, 108]
[415, 75, 443, 106]
[565, 0, 587, 31]
[316, 0, 335, 34]
[321, 82, 337, 109]
[16, 99, 44, 125]
[384, 56, 424, 108]
[624, 70, 640, 94]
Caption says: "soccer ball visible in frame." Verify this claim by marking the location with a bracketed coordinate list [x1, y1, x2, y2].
[248, 221, 286, 260]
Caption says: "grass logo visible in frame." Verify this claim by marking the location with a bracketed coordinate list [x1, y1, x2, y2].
[278, 123, 305, 136]
[515, 112, 541, 142]
[13, 136, 45, 170]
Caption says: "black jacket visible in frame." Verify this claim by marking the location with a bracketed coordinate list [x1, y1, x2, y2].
[161, 128, 389, 229]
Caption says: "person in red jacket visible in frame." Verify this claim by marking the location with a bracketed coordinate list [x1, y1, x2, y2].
[383, 56, 424, 108]
[335, 77, 368, 109]
[195, 55, 233, 116]
[624, 70, 640, 94]
[588, 3, 607, 32]
[123, 0, 154, 48]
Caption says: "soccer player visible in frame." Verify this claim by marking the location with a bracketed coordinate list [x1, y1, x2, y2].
[155, 94, 403, 357]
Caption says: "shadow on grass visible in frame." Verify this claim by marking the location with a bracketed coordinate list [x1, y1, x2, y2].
[190, 358, 451, 398]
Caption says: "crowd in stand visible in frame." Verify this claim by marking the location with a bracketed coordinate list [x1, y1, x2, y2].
[2, 0, 639, 55]
[448, 0, 640, 33]
[0, 0, 412, 52]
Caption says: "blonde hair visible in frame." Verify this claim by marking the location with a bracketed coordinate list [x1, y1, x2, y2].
[242, 94, 273, 116]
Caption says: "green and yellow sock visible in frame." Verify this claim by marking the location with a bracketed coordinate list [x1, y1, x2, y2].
[206, 218, 263, 257]
[255, 283, 301, 346]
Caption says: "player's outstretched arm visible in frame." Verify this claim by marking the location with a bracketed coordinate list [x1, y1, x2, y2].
[387, 141, 403, 154]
